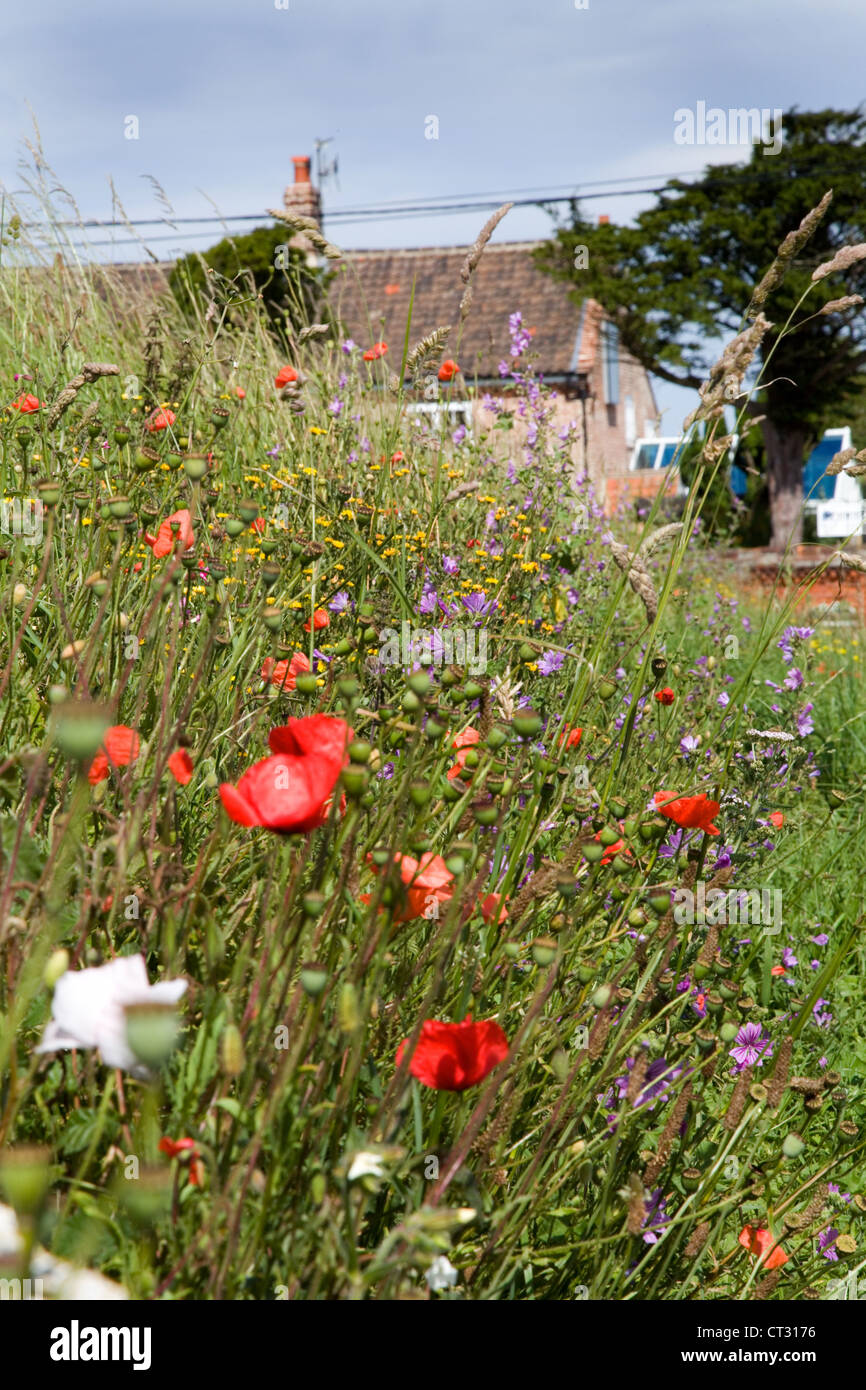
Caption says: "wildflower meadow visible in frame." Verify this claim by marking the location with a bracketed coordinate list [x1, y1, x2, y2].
[1, 169, 865, 1315]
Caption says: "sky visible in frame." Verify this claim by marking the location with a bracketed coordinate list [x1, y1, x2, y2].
[2, 0, 865, 429]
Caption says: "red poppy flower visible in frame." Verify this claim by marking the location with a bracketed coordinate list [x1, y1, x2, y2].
[438, 359, 460, 382]
[654, 790, 720, 836]
[480, 892, 508, 926]
[446, 727, 481, 781]
[250, 517, 265, 535]
[362, 341, 388, 361]
[366, 851, 454, 923]
[274, 365, 299, 389]
[168, 749, 194, 785]
[10, 393, 41, 413]
[770, 964, 786, 977]
[558, 725, 583, 749]
[654, 687, 675, 706]
[236, 387, 246, 399]
[144, 509, 195, 560]
[218, 715, 350, 833]
[390, 451, 405, 464]
[145, 407, 175, 432]
[396, 1016, 509, 1091]
[88, 725, 141, 784]
[768, 811, 784, 829]
[261, 652, 310, 691]
[303, 608, 330, 633]
[159, 1136, 204, 1187]
[738, 1225, 788, 1269]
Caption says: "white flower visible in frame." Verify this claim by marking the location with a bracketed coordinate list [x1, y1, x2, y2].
[425, 1255, 458, 1291]
[347, 1152, 386, 1183]
[36, 955, 187, 1078]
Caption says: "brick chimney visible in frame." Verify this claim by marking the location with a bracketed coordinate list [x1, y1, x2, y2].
[282, 156, 322, 263]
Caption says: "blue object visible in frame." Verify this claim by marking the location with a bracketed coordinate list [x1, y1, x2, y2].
[803, 435, 844, 501]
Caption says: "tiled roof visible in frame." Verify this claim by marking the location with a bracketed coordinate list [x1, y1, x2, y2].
[329, 241, 587, 382]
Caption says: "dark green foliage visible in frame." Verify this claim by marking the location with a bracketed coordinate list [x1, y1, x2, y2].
[169, 223, 330, 339]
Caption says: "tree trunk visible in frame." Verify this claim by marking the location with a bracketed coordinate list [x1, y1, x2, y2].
[760, 417, 809, 550]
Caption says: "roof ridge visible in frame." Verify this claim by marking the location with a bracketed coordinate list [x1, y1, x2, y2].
[337, 240, 544, 257]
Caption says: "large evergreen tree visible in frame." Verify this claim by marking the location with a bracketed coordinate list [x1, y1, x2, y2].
[536, 108, 866, 547]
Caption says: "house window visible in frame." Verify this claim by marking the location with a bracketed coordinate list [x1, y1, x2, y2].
[624, 394, 636, 448]
[406, 401, 474, 437]
[602, 322, 620, 405]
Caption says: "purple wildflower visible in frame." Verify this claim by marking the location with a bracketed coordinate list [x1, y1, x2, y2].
[730, 1022, 773, 1070]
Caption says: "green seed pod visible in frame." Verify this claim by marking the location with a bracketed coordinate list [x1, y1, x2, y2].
[610, 854, 632, 874]
[592, 984, 612, 1008]
[409, 781, 432, 807]
[577, 961, 597, 984]
[648, 892, 671, 915]
[512, 709, 543, 738]
[473, 804, 498, 826]
[348, 740, 371, 763]
[583, 842, 605, 864]
[425, 718, 446, 740]
[183, 454, 208, 481]
[124, 1002, 181, 1070]
[337, 677, 360, 699]
[532, 937, 557, 967]
[402, 690, 422, 713]
[407, 671, 431, 697]
[238, 498, 259, 524]
[682, 1167, 701, 1192]
[518, 643, 536, 662]
[341, 764, 369, 797]
[597, 680, 617, 700]
[260, 563, 281, 590]
[485, 726, 508, 750]
[261, 606, 283, 632]
[782, 1132, 806, 1158]
[225, 517, 246, 537]
[334, 638, 354, 657]
[464, 681, 484, 700]
[598, 826, 620, 846]
[300, 964, 328, 996]
[295, 673, 318, 694]
[302, 892, 326, 917]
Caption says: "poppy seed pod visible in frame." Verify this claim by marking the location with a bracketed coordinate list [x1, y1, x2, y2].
[183, 454, 208, 481]
[512, 709, 543, 738]
[300, 964, 328, 996]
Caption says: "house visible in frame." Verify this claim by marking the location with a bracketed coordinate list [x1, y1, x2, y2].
[108, 156, 662, 511]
